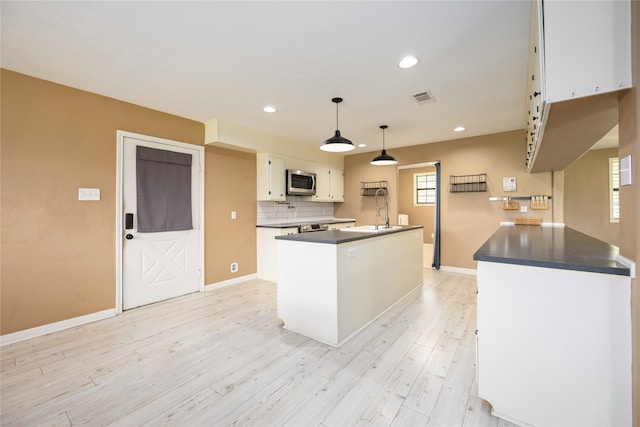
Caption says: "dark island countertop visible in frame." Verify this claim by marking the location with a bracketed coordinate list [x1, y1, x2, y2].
[275, 225, 423, 245]
[257, 218, 356, 229]
[473, 225, 630, 276]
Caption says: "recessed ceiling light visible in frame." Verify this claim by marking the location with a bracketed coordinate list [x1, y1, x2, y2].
[454, 126, 466, 132]
[358, 144, 367, 148]
[399, 56, 418, 69]
[263, 105, 277, 113]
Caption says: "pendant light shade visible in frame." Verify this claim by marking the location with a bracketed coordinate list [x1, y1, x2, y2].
[320, 97, 355, 152]
[371, 125, 398, 165]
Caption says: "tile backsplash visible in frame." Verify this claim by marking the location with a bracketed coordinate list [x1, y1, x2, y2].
[257, 197, 334, 224]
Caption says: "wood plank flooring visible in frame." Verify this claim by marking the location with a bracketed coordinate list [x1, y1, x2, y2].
[1, 269, 516, 426]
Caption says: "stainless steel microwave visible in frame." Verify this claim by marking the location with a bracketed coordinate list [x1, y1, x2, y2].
[286, 169, 316, 196]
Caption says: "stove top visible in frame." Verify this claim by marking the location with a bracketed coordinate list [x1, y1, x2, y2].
[298, 223, 329, 233]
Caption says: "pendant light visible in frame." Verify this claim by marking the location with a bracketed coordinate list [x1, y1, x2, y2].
[320, 97, 355, 152]
[370, 125, 397, 165]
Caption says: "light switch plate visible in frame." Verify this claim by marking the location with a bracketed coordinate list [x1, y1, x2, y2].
[79, 188, 100, 201]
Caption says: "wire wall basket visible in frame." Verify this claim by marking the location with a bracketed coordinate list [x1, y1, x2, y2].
[361, 181, 388, 196]
[449, 173, 487, 193]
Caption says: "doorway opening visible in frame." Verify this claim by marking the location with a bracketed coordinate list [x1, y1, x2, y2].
[398, 162, 441, 269]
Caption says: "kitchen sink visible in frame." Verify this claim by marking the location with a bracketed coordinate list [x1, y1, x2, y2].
[340, 225, 403, 233]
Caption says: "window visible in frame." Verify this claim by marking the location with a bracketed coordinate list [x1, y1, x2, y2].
[609, 157, 620, 222]
[414, 172, 436, 205]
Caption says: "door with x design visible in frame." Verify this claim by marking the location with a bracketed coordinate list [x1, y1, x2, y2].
[121, 133, 202, 310]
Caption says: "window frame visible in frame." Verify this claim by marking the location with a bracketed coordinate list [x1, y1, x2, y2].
[414, 171, 437, 206]
[609, 157, 620, 223]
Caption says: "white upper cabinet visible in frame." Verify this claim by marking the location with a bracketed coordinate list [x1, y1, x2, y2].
[330, 167, 344, 202]
[256, 151, 344, 202]
[256, 153, 286, 201]
[526, 0, 631, 173]
[313, 165, 344, 202]
[313, 164, 331, 202]
[542, 0, 631, 102]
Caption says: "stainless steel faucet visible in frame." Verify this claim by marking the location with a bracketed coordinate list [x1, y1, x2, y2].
[375, 188, 389, 229]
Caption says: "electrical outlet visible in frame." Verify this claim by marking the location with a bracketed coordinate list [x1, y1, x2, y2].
[230, 262, 238, 273]
[231, 211, 237, 220]
[520, 205, 528, 213]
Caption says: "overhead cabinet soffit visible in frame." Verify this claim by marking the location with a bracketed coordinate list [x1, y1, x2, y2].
[525, 0, 631, 173]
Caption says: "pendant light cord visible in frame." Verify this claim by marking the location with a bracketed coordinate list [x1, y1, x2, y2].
[382, 127, 385, 149]
[380, 124, 388, 150]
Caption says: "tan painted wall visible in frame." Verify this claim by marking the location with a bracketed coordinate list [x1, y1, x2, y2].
[204, 146, 256, 283]
[0, 70, 209, 335]
[398, 166, 435, 243]
[564, 148, 622, 248]
[335, 130, 556, 269]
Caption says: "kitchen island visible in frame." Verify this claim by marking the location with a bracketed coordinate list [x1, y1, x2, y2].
[276, 225, 423, 347]
[473, 225, 632, 427]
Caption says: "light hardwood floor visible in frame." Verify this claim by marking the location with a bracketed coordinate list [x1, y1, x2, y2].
[1, 269, 515, 426]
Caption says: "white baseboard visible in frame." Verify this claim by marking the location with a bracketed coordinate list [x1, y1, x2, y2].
[0, 309, 116, 346]
[439, 265, 477, 275]
[205, 273, 258, 291]
[2, 276, 259, 346]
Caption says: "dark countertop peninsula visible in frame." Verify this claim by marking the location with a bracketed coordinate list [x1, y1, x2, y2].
[473, 225, 630, 276]
[275, 225, 423, 245]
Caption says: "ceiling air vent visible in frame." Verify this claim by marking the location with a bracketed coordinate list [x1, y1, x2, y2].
[412, 90, 436, 105]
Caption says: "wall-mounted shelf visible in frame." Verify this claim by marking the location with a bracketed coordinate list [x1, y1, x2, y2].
[489, 195, 552, 201]
[489, 195, 552, 210]
[530, 195, 550, 210]
[502, 199, 520, 210]
[361, 181, 388, 196]
[449, 173, 487, 193]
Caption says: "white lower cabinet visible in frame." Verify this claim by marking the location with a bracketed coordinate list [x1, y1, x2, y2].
[476, 261, 631, 427]
[256, 227, 298, 282]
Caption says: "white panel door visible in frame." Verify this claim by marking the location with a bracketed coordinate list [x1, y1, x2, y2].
[122, 135, 202, 310]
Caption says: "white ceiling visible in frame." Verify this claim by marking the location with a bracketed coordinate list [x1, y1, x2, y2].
[1, 1, 533, 153]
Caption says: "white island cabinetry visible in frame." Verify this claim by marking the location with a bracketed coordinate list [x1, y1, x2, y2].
[276, 226, 423, 347]
[474, 226, 632, 426]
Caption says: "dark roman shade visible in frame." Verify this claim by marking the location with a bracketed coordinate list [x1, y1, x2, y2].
[136, 146, 193, 233]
